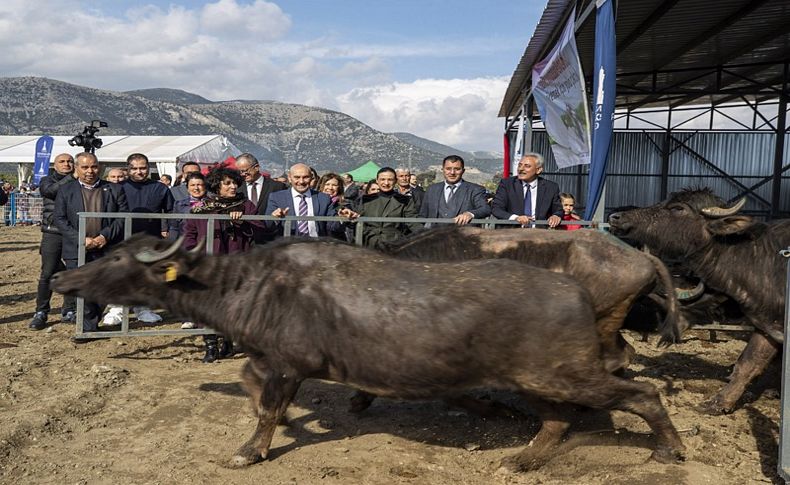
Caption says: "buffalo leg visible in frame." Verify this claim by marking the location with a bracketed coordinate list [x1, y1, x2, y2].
[596, 300, 636, 374]
[231, 361, 302, 467]
[498, 398, 570, 472]
[699, 331, 779, 415]
[574, 375, 685, 464]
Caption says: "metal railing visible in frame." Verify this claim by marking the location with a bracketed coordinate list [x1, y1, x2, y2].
[2, 193, 43, 226]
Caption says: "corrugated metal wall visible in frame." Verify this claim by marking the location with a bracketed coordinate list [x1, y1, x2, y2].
[531, 130, 790, 215]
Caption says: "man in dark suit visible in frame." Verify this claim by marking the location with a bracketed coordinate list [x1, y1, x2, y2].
[266, 163, 339, 237]
[54, 152, 128, 335]
[236, 153, 286, 243]
[492, 152, 562, 228]
[420, 155, 491, 226]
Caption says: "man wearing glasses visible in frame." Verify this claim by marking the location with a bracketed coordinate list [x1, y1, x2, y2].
[235, 153, 286, 244]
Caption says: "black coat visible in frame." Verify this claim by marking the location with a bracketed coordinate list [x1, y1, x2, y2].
[54, 180, 129, 260]
[39, 172, 75, 234]
[491, 176, 562, 222]
[240, 176, 287, 244]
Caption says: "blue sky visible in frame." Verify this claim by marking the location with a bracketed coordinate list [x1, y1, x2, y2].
[1, 0, 545, 151]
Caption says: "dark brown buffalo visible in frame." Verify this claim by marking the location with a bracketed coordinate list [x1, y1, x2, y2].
[381, 226, 682, 372]
[51, 235, 685, 471]
[609, 188, 786, 414]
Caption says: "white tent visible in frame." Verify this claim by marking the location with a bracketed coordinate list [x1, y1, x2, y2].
[0, 135, 241, 185]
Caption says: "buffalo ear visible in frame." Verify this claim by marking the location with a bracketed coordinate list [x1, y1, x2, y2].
[151, 260, 186, 284]
[706, 215, 754, 236]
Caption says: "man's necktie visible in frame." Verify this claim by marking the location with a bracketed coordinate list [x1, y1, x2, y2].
[524, 184, 532, 217]
[447, 184, 456, 203]
[297, 194, 309, 236]
[250, 183, 258, 207]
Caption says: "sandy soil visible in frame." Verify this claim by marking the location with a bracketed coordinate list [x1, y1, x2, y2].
[0, 226, 784, 484]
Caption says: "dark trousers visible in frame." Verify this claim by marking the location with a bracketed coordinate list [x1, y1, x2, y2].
[36, 232, 75, 314]
[65, 252, 105, 332]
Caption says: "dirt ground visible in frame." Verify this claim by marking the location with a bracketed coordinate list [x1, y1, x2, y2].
[0, 226, 785, 484]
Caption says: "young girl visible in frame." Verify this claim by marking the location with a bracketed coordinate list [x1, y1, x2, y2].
[558, 193, 582, 231]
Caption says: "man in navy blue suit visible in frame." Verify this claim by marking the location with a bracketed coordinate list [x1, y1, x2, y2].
[492, 153, 562, 228]
[265, 163, 339, 237]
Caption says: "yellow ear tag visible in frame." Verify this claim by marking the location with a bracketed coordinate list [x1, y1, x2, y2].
[164, 263, 178, 282]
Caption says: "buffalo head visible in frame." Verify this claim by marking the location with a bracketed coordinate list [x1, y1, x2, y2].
[608, 188, 752, 258]
[51, 234, 206, 307]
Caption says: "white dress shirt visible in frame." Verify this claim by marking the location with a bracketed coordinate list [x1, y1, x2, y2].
[509, 179, 538, 221]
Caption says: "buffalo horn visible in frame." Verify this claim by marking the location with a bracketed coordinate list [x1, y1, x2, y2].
[701, 197, 746, 218]
[676, 280, 705, 301]
[188, 237, 206, 254]
[134, 235, 186, 263]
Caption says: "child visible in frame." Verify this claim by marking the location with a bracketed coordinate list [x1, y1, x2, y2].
[558, 193, 582, 231]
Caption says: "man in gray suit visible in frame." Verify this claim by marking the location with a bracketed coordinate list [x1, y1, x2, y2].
[419, 155, 491, 226]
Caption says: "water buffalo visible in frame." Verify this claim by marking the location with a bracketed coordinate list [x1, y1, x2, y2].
[51, 235, 685, 471]
[381, 226, 682, 372]
[609, 188, 786, 414]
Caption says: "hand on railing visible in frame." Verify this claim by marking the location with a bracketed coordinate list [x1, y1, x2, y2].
[271, 207, 289, 218]
[337, 207, 359, 221]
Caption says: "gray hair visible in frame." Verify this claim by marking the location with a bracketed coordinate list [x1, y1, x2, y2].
[395, 166, 411, 175]
[236, 153, 259, 165]
[521, 152, 545, 168]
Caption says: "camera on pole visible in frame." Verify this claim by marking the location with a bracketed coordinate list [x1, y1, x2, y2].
[68, 120, 108, 154]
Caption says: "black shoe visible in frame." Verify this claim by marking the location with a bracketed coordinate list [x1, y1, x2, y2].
[218, 340, 235, 359]
[29, 312, 48, 331]
[61, 311, 76, 324]
[203, 345, 219, 363]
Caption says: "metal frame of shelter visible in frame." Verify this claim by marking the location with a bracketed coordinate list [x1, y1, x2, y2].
[500, 0, 790, 217]
[499, 0, 790, 479]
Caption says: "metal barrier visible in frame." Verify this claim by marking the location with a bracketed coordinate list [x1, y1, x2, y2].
[72, 212, 603, 339]
[778, 248, 790, 480]
[2, 193, 43, 226]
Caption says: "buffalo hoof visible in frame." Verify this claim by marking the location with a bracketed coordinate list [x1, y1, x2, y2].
[697, 398, 732, 416]
[650, 446, 685, 465]
[497, 451, 549, 473]
[349, 390, 375, 413]
[229, 448, 265, 468]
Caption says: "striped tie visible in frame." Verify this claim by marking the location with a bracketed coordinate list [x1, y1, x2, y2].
[297, 194, 309, 236]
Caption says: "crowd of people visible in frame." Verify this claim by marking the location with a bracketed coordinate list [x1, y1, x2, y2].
[24, 150, 584, 362]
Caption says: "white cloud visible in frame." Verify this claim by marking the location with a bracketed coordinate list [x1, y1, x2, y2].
[336, 77, 509, 152]
[0, 1, 510, 151]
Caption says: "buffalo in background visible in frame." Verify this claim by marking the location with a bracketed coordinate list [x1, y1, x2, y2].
[609, 188, 787, 414]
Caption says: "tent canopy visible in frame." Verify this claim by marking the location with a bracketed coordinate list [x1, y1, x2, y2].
[345, 161, 381, 183]
[0, 135, 241, 182]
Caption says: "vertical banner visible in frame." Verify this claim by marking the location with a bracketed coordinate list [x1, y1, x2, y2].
[503, 132, 512, 178]
[531, 9, 591, 169]
[584, 0, 616, 221]
[32, 135, 54, 185]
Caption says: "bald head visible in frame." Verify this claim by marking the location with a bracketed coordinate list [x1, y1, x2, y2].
[289, 163, 313, 194]
[53, 152, 74, 176]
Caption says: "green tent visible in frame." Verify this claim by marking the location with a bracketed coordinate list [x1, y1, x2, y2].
[344, 161, 381, 183]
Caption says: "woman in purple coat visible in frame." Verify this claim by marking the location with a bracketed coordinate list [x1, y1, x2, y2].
[182, 167, 262, 362]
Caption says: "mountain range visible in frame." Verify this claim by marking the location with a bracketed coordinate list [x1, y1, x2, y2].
[0, 77, 502, 177]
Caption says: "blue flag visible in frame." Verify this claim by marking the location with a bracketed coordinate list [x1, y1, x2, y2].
[33, 135, 54, 185]
[584, 0, 616, 221]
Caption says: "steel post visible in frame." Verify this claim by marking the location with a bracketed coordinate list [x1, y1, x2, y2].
[778, 247, 790, 480]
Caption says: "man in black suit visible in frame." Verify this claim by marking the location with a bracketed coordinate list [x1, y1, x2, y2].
[235, 153, 286, 244]
[420, 155, 491, 226]
[396, 167, 424, 211]
[54, 152, 128, 335]
[492, 153, 562, 228]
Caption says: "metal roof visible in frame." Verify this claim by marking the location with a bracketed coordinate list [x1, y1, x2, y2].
[499, 0, 790, 118]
